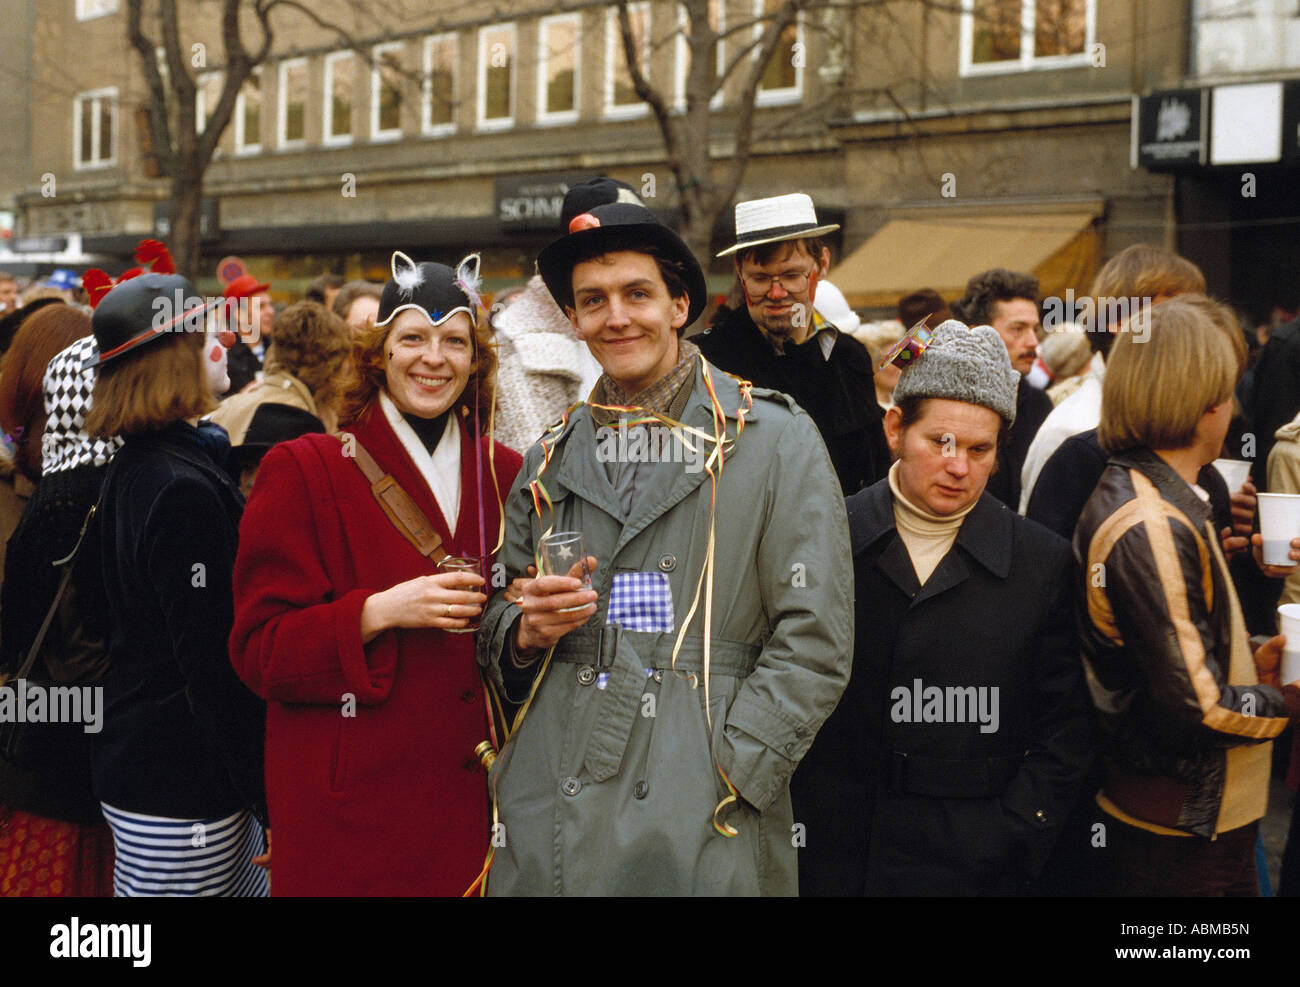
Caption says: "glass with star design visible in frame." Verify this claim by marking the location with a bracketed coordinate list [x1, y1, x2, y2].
[537, 531, 592, 612]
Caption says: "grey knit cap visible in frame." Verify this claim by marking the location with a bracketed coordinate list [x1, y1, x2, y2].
[891, 319, 1020, 424]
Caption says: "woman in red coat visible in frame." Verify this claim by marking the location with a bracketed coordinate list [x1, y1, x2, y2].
[230, 252, 522, 895]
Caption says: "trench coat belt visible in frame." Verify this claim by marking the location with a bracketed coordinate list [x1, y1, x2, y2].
[885, 750, 1025, 799]
[548, 626, 760, 783]
[550, 626, 760, 676]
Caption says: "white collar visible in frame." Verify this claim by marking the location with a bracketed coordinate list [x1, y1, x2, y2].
[379, 390, 461, 537]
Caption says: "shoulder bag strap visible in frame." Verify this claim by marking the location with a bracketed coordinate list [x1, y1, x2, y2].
[339, 433, 448, 565]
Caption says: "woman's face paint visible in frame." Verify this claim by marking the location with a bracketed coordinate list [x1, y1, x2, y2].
[205, 325, 231, 395]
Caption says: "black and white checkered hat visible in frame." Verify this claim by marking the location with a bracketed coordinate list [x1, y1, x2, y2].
[42, 336, 122, 474]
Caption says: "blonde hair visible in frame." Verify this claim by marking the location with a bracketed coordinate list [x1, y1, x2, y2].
[85, 331, 214, 437]
[1099, 294, 1237, 455]
[1088, 245, 1205, 333]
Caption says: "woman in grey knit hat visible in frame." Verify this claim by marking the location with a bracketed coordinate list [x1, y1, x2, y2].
[790, 319, 1093, 896]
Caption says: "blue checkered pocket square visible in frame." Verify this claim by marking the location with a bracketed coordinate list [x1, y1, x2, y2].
[606, 571, 675, 633]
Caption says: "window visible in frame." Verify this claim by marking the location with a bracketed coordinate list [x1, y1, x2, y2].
[195, 72, 222, 136]
[234, 69, 262, 154]
[1192, 0, 1300, 76]
[605, 3, 650, 118]
[371, 42, 405, 140]
[960, 0, 1094, 75]
[75, 0, 117, 19]
[423, 33, 457, 134]
[477, 24, 515, 130]
[753, 0, 802, 105]
[74, 87, 116, 169]
[323, 52, 354, 145]
[277, 58, 308, 148]
[538, 14, 580, 123]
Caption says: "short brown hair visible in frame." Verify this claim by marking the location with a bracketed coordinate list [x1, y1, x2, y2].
[951, 269, 1039, 327]
[897, 289, 951, 329]
[85, 331, 214, 438]
[263, 302, 351, 395]
[733, 236, 829, 270]
[1087, 245, 1205, 352]
[1098, 295, 1237, 455]
[337, 313, 497, 428]
[565, 242, 693, 333]
[331, 280, 383, 321]
[0, 303, 88, 479]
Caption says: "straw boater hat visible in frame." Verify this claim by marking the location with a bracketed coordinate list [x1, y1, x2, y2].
[716, 192, 841, 258]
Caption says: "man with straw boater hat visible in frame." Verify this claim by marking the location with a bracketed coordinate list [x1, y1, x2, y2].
[697, 192, 890, 496]
[475, 200, 852, 895]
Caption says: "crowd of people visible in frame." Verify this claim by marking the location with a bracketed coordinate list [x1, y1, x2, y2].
[2, 176, 1300, 897]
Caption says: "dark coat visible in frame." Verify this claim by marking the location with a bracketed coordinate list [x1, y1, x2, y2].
[230, 402, 522, 896]
[694, 307, 889, 495]
[791, 480, 1093, 895]
[0, 463, 110, 825]
[985, 378, 1052, 509]
[92, 421, 266, 822]
[1026, 428, 1232, 541]
[1247, 313, 1300, 489]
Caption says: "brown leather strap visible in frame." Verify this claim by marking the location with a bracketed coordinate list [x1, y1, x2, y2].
[340, 433, 448, 564]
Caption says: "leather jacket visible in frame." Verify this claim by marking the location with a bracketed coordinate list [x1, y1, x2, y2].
[1074, 447, 1293, 837]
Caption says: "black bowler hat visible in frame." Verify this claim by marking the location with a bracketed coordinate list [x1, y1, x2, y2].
[375, 251, 483, 329]
[84, 273, 219, 371]
[228, 402, 325, 473]
[537, 202, 708, 327]
[560, 177, 643, 230]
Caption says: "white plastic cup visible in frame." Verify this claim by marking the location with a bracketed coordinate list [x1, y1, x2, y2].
[1277, 604, 1300, 685]
[1257, 493, 1300, 566]
[1212, 458, 1251, 492]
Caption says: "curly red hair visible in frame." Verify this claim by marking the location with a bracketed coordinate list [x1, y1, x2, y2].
[337, 313, 496, 428]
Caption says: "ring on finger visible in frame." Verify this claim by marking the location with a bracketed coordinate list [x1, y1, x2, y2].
[443, 604, 452, 617]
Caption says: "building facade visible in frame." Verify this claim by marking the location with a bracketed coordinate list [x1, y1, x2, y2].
[6, 1, 1296, 316]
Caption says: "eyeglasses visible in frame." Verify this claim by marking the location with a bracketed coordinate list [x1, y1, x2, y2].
[740, 268, 814, 295]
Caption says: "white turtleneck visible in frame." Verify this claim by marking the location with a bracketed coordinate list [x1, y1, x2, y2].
[888, 460, 978, 584]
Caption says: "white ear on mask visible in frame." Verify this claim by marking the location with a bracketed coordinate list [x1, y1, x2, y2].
[391, 250, 424, 297]
[455, 253, 482, 296]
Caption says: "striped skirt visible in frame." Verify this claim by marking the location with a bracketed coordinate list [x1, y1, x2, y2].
[101, 803, 268, 897]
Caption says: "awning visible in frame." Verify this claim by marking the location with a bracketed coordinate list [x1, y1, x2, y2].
[833, 209, 1101, 311]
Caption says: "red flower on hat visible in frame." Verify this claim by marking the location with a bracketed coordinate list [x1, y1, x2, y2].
[82, 238, 178, 309]
[569, 213, 602, 233]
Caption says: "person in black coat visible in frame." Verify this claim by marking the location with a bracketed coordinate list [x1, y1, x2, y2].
[949, 268, 1053, 509]
[82, 272, 267, 897]
[791, 320, 1092, 895]
[695, 193, 889, 495]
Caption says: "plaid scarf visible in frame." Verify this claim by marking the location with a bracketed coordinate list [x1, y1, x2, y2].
[591, 337, 699, 425]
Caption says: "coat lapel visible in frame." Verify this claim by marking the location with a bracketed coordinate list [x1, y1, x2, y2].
[611, 363, 752, 557]
[347, 400, 456, 556]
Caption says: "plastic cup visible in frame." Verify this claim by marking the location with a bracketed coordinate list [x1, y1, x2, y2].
[437, 556, 484, 633]
[1278, 604, 1300, 685]
[537, 531, 592, 613]
[1212, 458, 1251, 492]
[1257, 494, 1300, 566]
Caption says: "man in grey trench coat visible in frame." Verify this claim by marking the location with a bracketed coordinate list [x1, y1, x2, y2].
[476, 201, 853, 895]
